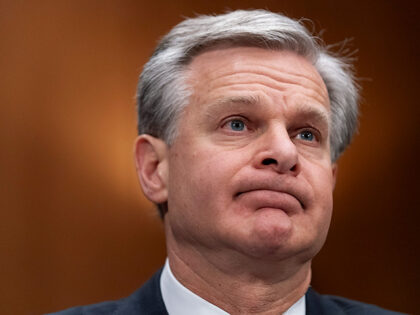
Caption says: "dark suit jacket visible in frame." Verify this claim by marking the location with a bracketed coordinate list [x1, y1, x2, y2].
[47, 268, 405, 315]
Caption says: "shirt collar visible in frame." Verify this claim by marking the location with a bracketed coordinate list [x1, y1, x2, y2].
[160, 259, 306, 315]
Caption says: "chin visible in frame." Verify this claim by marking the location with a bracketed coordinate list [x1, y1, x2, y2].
[243, 239, 321, 264]
[237, 226, 323, 263]
[236, 222, 296, 259]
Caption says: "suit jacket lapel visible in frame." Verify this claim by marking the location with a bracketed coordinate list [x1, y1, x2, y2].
[305, 287, 346, 315]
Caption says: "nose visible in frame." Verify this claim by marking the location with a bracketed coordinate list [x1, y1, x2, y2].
[253, 125, 300, 175]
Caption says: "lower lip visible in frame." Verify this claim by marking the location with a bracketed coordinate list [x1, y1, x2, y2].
[235, 190, 302, 214]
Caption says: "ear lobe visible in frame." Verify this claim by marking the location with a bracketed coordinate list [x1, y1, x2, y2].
[331, 163, 338, 189]
[134, 135, 169, 204]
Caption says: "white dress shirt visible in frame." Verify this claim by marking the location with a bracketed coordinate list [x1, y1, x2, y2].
[160, 259, 306, 315]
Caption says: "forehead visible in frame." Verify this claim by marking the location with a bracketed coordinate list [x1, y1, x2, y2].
[185, 46, 329, 113]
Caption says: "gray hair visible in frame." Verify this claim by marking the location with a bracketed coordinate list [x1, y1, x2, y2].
[137, 9, 359, 162]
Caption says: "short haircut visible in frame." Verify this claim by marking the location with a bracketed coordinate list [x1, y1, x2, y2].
[136, 9, 359, 216]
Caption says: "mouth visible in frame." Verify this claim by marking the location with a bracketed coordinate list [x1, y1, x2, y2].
[235, 189, 305, 213]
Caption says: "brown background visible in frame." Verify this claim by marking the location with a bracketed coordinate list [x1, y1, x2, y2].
[1, 1, 418, 314]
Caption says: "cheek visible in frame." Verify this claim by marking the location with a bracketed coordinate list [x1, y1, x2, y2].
[309, 166, 334, 231]
[301, 159, 335, 215]
[168, 144, 239, 211]
[166, 144, 245, 242]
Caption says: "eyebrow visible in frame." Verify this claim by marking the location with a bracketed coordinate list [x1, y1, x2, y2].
[292, 103, 330, 128]
[204, 95, 261, 119]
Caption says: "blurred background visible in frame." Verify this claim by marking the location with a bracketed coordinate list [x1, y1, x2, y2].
[1, 0, 418, 314]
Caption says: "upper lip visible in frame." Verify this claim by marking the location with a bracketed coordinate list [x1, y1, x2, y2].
[234, 177, 308, 210]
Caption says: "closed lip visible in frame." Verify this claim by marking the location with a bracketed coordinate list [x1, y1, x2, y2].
[234, 183, 307, 211]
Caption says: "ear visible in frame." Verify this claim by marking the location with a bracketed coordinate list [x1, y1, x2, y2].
[134, 135, 169, 204]
[331, 163, 338, 189]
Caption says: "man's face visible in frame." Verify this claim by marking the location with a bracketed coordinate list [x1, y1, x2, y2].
[164, 47, 336, 262]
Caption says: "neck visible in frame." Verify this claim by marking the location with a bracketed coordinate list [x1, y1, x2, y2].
[165, 232, 311, 314]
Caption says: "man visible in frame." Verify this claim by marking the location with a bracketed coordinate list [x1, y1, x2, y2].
[51, 10, 404, 315]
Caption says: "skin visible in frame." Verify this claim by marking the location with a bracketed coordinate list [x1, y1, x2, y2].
[135, 47, 337, 314]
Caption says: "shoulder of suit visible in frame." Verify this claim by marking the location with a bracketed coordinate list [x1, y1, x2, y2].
[44, 299, 121, 314]
[307, 287, 407, 315]
[45, 268, 166, 315]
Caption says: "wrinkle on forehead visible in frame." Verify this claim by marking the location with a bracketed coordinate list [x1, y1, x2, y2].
[202, 76, 327, 107]
[199, 65, 327, 101]
[186, 47, 329, 108]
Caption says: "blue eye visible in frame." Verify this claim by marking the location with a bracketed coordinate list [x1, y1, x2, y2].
[229, 119, 245, 131]
[298, 130, 314, 141]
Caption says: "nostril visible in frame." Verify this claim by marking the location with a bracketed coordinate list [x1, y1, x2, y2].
[262, 158, 277, 165]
